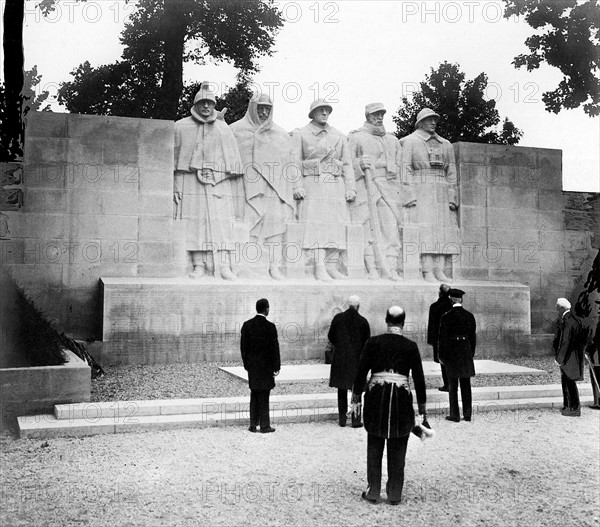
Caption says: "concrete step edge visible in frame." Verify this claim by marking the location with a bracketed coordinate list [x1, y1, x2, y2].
[53, 384, 593, 420]
[19, 396, 596, 439]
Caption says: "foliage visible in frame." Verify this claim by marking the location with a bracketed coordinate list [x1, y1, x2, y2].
[0, 66, 52, 161]
[503, 0, 600, 116]
[393, 62, 523, 145]
[55, 0, 283, 119]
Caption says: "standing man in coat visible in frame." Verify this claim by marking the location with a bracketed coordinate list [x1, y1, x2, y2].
[240, 298, 281, 433]
[173, 81, 245, 280]
[438, 288, 476, 422]
[291, 99, 357, 281]
[327, 295, 371, 427]
[347, 103, 413, 280]
[351, 306, 427, 505]
[427, 283, 453, 391]
[230, 94, 295, 280]
[553, 298, 584, 417]
[585, 319, 600, 410]
[400, 108, 459, 282]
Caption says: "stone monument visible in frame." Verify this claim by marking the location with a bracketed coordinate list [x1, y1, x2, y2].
[229, 93, 295, 280]
[401, 108, 459, 282]
[173, 81, 247, 280]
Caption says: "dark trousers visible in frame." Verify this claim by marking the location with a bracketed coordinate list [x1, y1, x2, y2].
[590, 365, 600, 405]
[560, 371, 580, 410]
[249, 389, 271, 429]
[337, 389, 348, 417]
[448, 377, 472, 419]
[365, 433, 410, 503]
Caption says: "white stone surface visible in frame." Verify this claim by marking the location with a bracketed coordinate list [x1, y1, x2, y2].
[220, 359, 545, 383]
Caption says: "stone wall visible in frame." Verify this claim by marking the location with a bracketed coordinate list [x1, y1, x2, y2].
[1, 112, 174, 339]
[453, 143, 598, 334]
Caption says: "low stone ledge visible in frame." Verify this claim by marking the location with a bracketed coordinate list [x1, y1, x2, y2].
[1, 349, 91, 424]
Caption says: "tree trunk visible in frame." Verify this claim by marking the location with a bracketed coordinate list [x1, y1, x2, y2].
[156, 0, 187, 120]
[2, 0, 25, 160]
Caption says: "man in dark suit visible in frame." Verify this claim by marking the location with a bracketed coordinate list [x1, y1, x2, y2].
[438, 288, 476, 422]
[240, 298, 281, 433]
[328, 295, 371, 427]
[553, 298, 584, 417]
[427, 283, 453, 391]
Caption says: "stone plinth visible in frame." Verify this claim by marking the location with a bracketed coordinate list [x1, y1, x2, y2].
[100, 277, 530, 365]
[1, 350, 90, 423]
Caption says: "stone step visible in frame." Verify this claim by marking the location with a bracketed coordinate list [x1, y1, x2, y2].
[49, 383, 591, 421]
[17, 385, 594, 439]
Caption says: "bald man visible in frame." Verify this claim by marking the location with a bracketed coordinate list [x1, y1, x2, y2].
[352, 306, 427, 505]
[327, 295, 371, 427]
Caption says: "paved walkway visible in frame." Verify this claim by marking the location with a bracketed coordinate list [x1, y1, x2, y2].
[220, 360, 545, 383]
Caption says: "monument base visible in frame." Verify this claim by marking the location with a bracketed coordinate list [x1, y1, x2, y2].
[99, 277, 532, 365]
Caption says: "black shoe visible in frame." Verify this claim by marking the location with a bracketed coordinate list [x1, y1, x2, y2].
[361, 491, 378, 504]
[248, 426, 257, 433]
[351, 421, 363, 428]
[463, 416, 471, 422]
[445, 415, 460, 422]
[339, 417, 347, 427]
[589, 404, 600, 410]
[438, 386, 449, 392]
[260, 426, 276, 433]
[388, 499, 401, 506]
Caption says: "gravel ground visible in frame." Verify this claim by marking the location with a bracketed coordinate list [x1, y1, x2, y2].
[1, 408, 599, 527]
[90, 356, 572, 402]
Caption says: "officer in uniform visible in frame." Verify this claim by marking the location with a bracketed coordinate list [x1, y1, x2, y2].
[438, 288, 476, 422]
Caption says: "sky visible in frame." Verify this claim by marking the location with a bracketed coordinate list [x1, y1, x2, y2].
[9, 0, 600, 192]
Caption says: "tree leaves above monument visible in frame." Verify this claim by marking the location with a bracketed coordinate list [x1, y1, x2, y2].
[503, 0, 600, 116]
[56, 0, 283, 119]
[393, 62, 523, 145]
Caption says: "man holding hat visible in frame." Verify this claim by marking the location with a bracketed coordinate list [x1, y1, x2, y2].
[173, 81, 245, 280]
[348, 103, 413, 280]
[400, 108, 459, 282]
[438, 288, 477, 422]
[291, 99, 356, 281]
[230, 94, 295, 280]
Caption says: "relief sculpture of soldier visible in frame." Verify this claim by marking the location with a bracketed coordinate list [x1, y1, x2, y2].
[401, 108, 459, 282]
[291, 99, 357, 281]
[348, 103, 414, 281]
[230, 94, 295, 280]
[173, 81, 245, 280]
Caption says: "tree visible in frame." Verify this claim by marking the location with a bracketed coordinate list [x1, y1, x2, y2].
[393, 62, 523, 145]
[1, 66, 52, 161]
[503, 0, 600, 116]
[52, 0, 284, 119]
[1, 0, 25, 161]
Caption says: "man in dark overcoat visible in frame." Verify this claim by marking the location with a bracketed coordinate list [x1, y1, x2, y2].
[328, 295, 371, 427]
[438, 288, 476, 422]
[351, 306, 427, 505]
[585, 319, 600, 410]
[427, 283, 453, 391]
[240, 298, 281, 433]
[553, 297, 584, 417]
